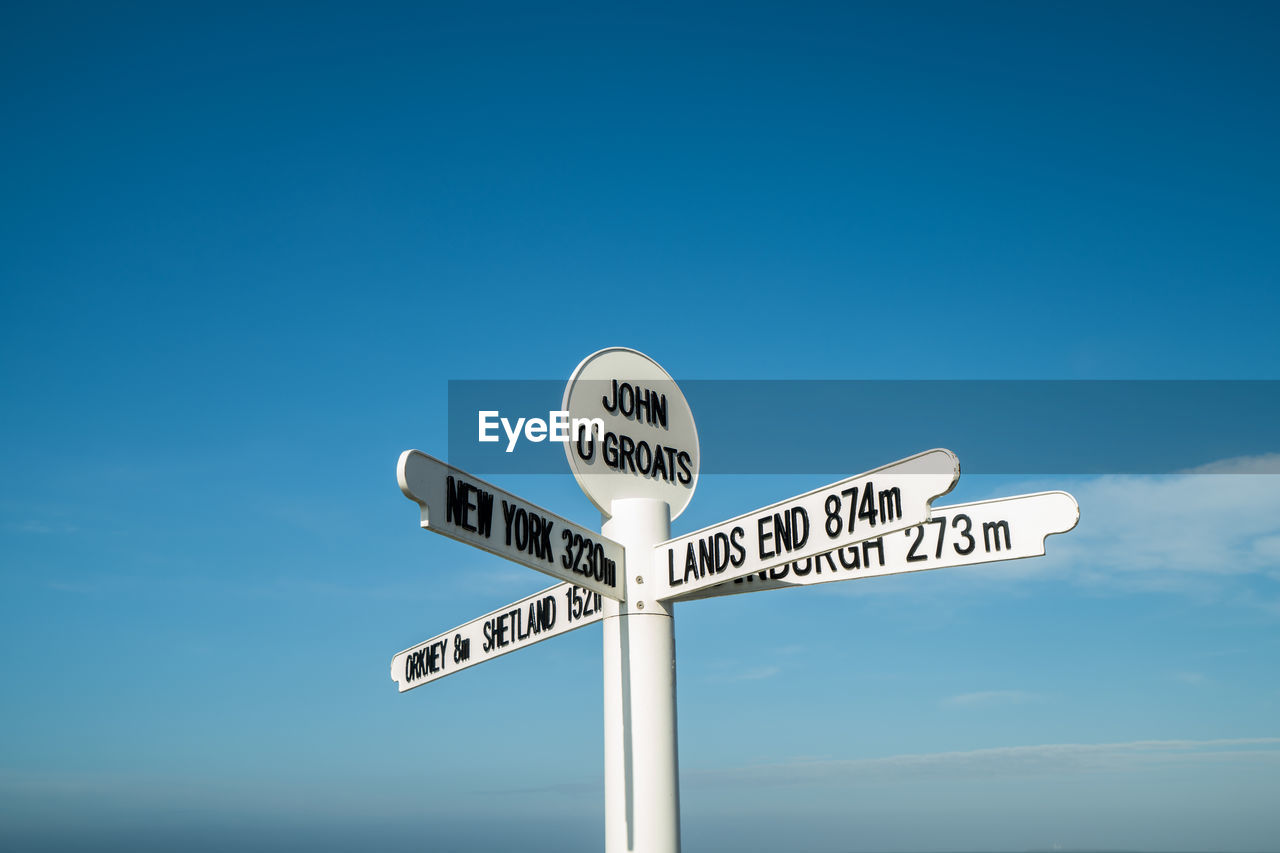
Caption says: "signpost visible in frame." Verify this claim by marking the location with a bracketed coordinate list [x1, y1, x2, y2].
[560, 348, 697, 853]
[388, 347, 1079, 853]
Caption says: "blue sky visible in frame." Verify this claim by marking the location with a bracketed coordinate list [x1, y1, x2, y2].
[2, 2, 1278, 851]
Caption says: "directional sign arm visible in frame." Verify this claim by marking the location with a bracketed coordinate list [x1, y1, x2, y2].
[673, 491, 1079, 601]
[653, 448, 961, 600]
[391, 580, 607, 691]
[398, 450, 625, 600]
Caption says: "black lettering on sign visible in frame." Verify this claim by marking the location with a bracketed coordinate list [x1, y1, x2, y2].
[983, 520, 1012, 552]
[880, 487, 902, 523]
[452, 634, 470, 664]
[406, 638, 450, 683]
[501, 503, 556, 562]
[837, 544, 860, 569]
[536, 594, 556, 631]
[952, 514, 976, 555]
[603, 431, 619, 468]
[789, 553, 836, 577]
[676, 451, 693, 486]
[906, 525, 927, 563]
[514, 508, 528, 550]
[575, 431, 595, 462]
[791, 508, 810, 550]
[774, 511, 794, 553]
[446, 476, 476, 532]
[841, 486, 858, 533]
[529, 514, 543, 557]
[858, 483, 879, 527]
[825, 494, 841, 538]
[502, 501, 517, 547]
[668, 528, 738, 587]
[862, 538, 885, 568]
[562, 528, 575, 569]
[634, 384, 650, 424]
[635, 440, 653, 475]
[603, 381, 669, 427]
[759, 507, 810, 559]
[819, 551, 840, 574]
[729, 526, 746, 567]
[443, 478, 497, 538]
[559, 532, 615, 588]
[928, 517, 946, 558]
[565, 585, 601, 621]
[533, 513, 553, 561]
[651, 445, 669, 481]
[824, 487, 861, 538]
[758, 515, 774, 559]
[697, 535, 719, 578]
[907, 516, 952, 563]
[478, 491, 494, 537]
[618, 434, 636, 473]
[719, 532, 735, 573]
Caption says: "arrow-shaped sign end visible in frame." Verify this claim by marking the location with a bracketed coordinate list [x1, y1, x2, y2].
[916, 447, 962, 510]
[397, 449, 432, 528]
[1041, 490, 1080, 536]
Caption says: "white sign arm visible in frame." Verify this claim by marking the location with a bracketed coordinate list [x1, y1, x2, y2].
[398, 450, 625, 600]
[391, 581, 607, 691]
[653, 448, 961, 600]
[672, 491, 1079, 601]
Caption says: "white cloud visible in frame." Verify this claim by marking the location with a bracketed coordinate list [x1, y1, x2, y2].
[684, 737, 1280, 788]
[943, 689, 1041, 707]
[1181, 453, 1280, 474]
[811, 458, 1280, 615]
[710, 665, 781, 682]
[925, 458, 1280, 610]
[4, 520, 77, 534]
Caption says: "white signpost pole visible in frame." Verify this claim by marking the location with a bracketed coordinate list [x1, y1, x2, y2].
[601, 498, 679, 853]
[562, 348, 699, 853]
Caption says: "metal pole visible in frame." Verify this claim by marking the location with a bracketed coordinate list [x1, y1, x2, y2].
[602, 498, 680, 853]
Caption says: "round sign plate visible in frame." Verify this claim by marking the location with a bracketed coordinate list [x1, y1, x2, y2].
[562, 348, 700, 520]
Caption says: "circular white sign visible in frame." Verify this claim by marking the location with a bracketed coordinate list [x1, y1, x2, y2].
[562, 348, 699, 520]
